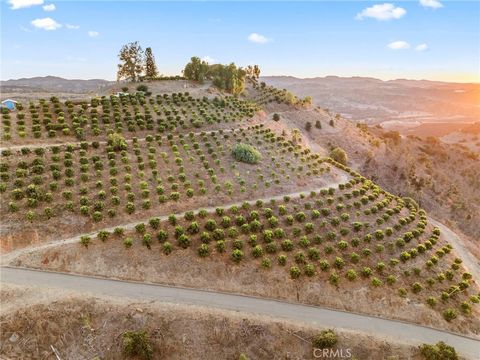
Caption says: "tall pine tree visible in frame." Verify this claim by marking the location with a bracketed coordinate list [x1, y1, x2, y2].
[145, 47, 159, 79]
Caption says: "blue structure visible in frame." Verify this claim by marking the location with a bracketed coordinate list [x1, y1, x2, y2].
[1, 99, 18, 111]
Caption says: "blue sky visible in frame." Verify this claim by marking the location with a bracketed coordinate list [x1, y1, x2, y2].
[1, 1, 479, 82]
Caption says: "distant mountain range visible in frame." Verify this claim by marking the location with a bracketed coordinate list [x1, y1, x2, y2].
[1, 76, 114, 93]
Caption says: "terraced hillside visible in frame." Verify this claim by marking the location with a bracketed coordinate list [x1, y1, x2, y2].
[1, 82, 479, 355]
[0, 92, 259, 146]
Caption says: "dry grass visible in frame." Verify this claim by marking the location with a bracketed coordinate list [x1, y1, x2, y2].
[0, 284, 421, 360]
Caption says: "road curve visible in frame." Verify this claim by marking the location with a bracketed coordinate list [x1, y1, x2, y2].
[1, 267, 479, 359]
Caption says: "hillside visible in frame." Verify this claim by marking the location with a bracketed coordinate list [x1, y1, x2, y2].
[261, 76, 480, 137]
[1, 80, 479, 359]
[1, 76, 113, 93]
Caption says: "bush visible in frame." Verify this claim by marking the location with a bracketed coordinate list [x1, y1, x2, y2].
[420, 341, 458, 360]
[123, 237, 133, 248]
[198, 243, 210, 257]
[329, 147, 347, 165]
[80, 235, 91, 248]
[273, 113, 280, 121]
[108, 133, 127, 151]
[443, 308, 457, 322]
[232, 143, 261, 164]
[231, 249, 244, 263]
[290, 266, 301, 279]
[312, 329, 337, 349]
[122, 330, 153, 360]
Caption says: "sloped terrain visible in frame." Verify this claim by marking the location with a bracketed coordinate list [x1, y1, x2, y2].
[1, 80, 479, 358]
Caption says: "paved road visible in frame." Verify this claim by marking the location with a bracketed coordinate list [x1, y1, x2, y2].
[1, 267, 479, 359]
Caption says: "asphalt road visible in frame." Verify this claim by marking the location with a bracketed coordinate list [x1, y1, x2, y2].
[1, 267, 479, 359]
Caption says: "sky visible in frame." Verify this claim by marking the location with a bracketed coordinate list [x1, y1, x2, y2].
[1, 0, 479, 82]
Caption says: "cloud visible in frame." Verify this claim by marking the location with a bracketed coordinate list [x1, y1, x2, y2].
[8, 0, 43, 10]
[31, 17, 61, 31]
[66, 24, 80, 29]
[356, 3, 406, 21]
[387, 40, 410, 50]
[247, 33, 271, 44]
[415, 43, 428, 51]
[201, 56, 217, 63]
[42, 3, 55, 11]
[88, 31, 99, 38]
[419, 0, 443, 9]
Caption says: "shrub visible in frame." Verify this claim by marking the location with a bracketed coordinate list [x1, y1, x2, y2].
[261, 257, 272, 269]
[232, 143, 261, 164]
[443, 309, 457, 322]
[420, 341, 458, 360]
[312, 329, 337, 349]
[304, 264, 316, 276]
[80, 235, 91, 248]
[290, 266, 301, 279]
[231, 249, 244, 263]
[198, 244, 210, 257]
[122, 330, 153, 360]
[177, 234, 191, 248]
[163, 241, 173, 254]
[329, 147, 347, 165]
[123, 237, 133, 248]
[273, 113, 280, 121]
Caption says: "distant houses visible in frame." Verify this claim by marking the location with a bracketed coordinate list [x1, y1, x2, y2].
[1, 99, 18, 111]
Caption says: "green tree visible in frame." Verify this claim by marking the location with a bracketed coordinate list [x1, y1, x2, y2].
[183, 56, 209, 83]
[117, 41, 144, 82]
[144, 47, 159, 79]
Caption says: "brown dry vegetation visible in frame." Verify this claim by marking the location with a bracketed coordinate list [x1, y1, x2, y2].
[269, 103, 480, 253]
[0, 284, 423, 360]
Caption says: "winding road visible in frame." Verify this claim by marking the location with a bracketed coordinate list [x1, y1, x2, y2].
[1, 266, 479, 359]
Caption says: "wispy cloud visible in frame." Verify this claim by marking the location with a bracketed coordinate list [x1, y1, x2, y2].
[356, 3, 406, 21]
[387, 40, 410, 50]
[31, 17, 62, 31]
[66, 24, 80, 30]
[88, 30, 99, 38]
[247, 32, 271, 44]
[42, 3, 55, 11]
[201, 56, 217, 63]
[420, 0, 443, 9]
[8, 0, 43, 10]
[415, 43, 428, 51]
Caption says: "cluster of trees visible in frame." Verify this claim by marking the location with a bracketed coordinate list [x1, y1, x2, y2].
[183, 57, 261, 95]
[117, 42, 159, 82]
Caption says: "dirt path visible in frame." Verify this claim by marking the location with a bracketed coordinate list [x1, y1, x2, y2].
[0, 173, 350, 265]
[0, 118, 266, 152]
[430, 218, 480, 281]
[1, 266, 479, 359]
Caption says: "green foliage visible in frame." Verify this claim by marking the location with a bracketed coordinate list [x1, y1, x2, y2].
[182, 56, 209, 83]
[329, 147, 348, 165]
[312, 329, 337, 349]
[108, 133, 127, 151]
[420, 341, 458, 360]
[232, 143, 261, 164]
[122, 330, 153, 360]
